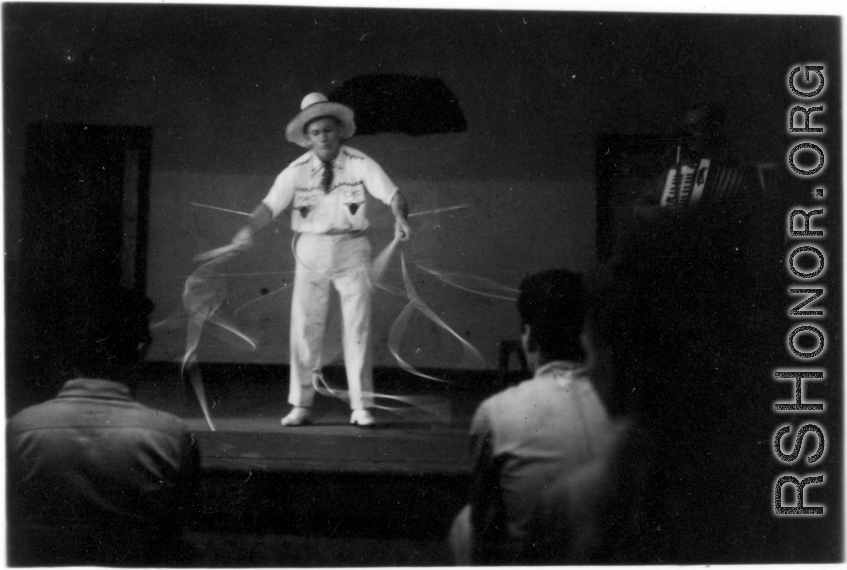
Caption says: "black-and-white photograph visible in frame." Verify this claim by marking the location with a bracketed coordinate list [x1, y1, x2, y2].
[3, 1, 842, 566]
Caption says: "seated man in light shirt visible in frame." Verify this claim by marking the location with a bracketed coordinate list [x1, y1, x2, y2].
[449, 269, 623, 564]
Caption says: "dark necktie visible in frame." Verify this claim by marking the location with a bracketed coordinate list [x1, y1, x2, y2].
[321, 160, 333, 193]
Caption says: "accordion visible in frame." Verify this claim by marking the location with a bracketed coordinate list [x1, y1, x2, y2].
[659, 157, 748, 208]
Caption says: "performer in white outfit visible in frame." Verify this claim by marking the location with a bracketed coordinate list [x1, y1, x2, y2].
[230, 93, 412, 427]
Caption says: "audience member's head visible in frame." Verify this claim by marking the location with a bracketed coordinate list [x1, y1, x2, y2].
[517, 269, 587, 365]
[679, 101, 728, 155]
[73, 287, 154, 377]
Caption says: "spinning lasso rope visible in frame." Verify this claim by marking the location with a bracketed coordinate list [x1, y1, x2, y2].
[181, 251, 258, 430]
[183, 201, 518, 427]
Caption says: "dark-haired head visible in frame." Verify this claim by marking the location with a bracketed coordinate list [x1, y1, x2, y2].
[73, 287, 154, 378]
[681, 101, 728, 154]
[517, 269, 587, 363]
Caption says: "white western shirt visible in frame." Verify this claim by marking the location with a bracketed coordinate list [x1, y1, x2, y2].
[262, 145, 398, 234]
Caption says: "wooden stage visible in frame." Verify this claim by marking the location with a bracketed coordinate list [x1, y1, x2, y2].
[136, 363, 487, 477]
[129, 363, 504, 565]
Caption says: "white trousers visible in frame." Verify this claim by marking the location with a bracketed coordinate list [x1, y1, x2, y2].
[288, 232, 374, 410]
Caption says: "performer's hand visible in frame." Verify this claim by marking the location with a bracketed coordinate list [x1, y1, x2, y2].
[394, 217, 412, 241]
[231, 227, 255, 252]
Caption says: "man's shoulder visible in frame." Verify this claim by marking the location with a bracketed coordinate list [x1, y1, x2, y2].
[340, 145, 376, 164]
[286, 150, 315, 170]
[476, 378, 535, 413]
[8, 399, 62, 432]
[471, 377, 569, 439]
[478, 371, 594, 411]
[9, 397, 189, 439]
[103, 398, 192, 442]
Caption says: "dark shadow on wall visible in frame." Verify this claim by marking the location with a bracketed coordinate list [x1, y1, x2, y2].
[330, 74, 467, 136]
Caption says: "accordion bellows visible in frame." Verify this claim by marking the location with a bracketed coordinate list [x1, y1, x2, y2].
[660, 157, 747, 208]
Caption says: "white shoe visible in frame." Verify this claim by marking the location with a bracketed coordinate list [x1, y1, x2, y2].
[281, 406, 312, 427]
[350, 409, 376, 427]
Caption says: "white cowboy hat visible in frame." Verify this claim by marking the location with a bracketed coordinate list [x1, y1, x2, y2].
[285, 92, 356, 148]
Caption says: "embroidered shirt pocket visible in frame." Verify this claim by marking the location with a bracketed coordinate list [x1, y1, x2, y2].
[340, 185, 366, 216]
[293, 189, 319, 218]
